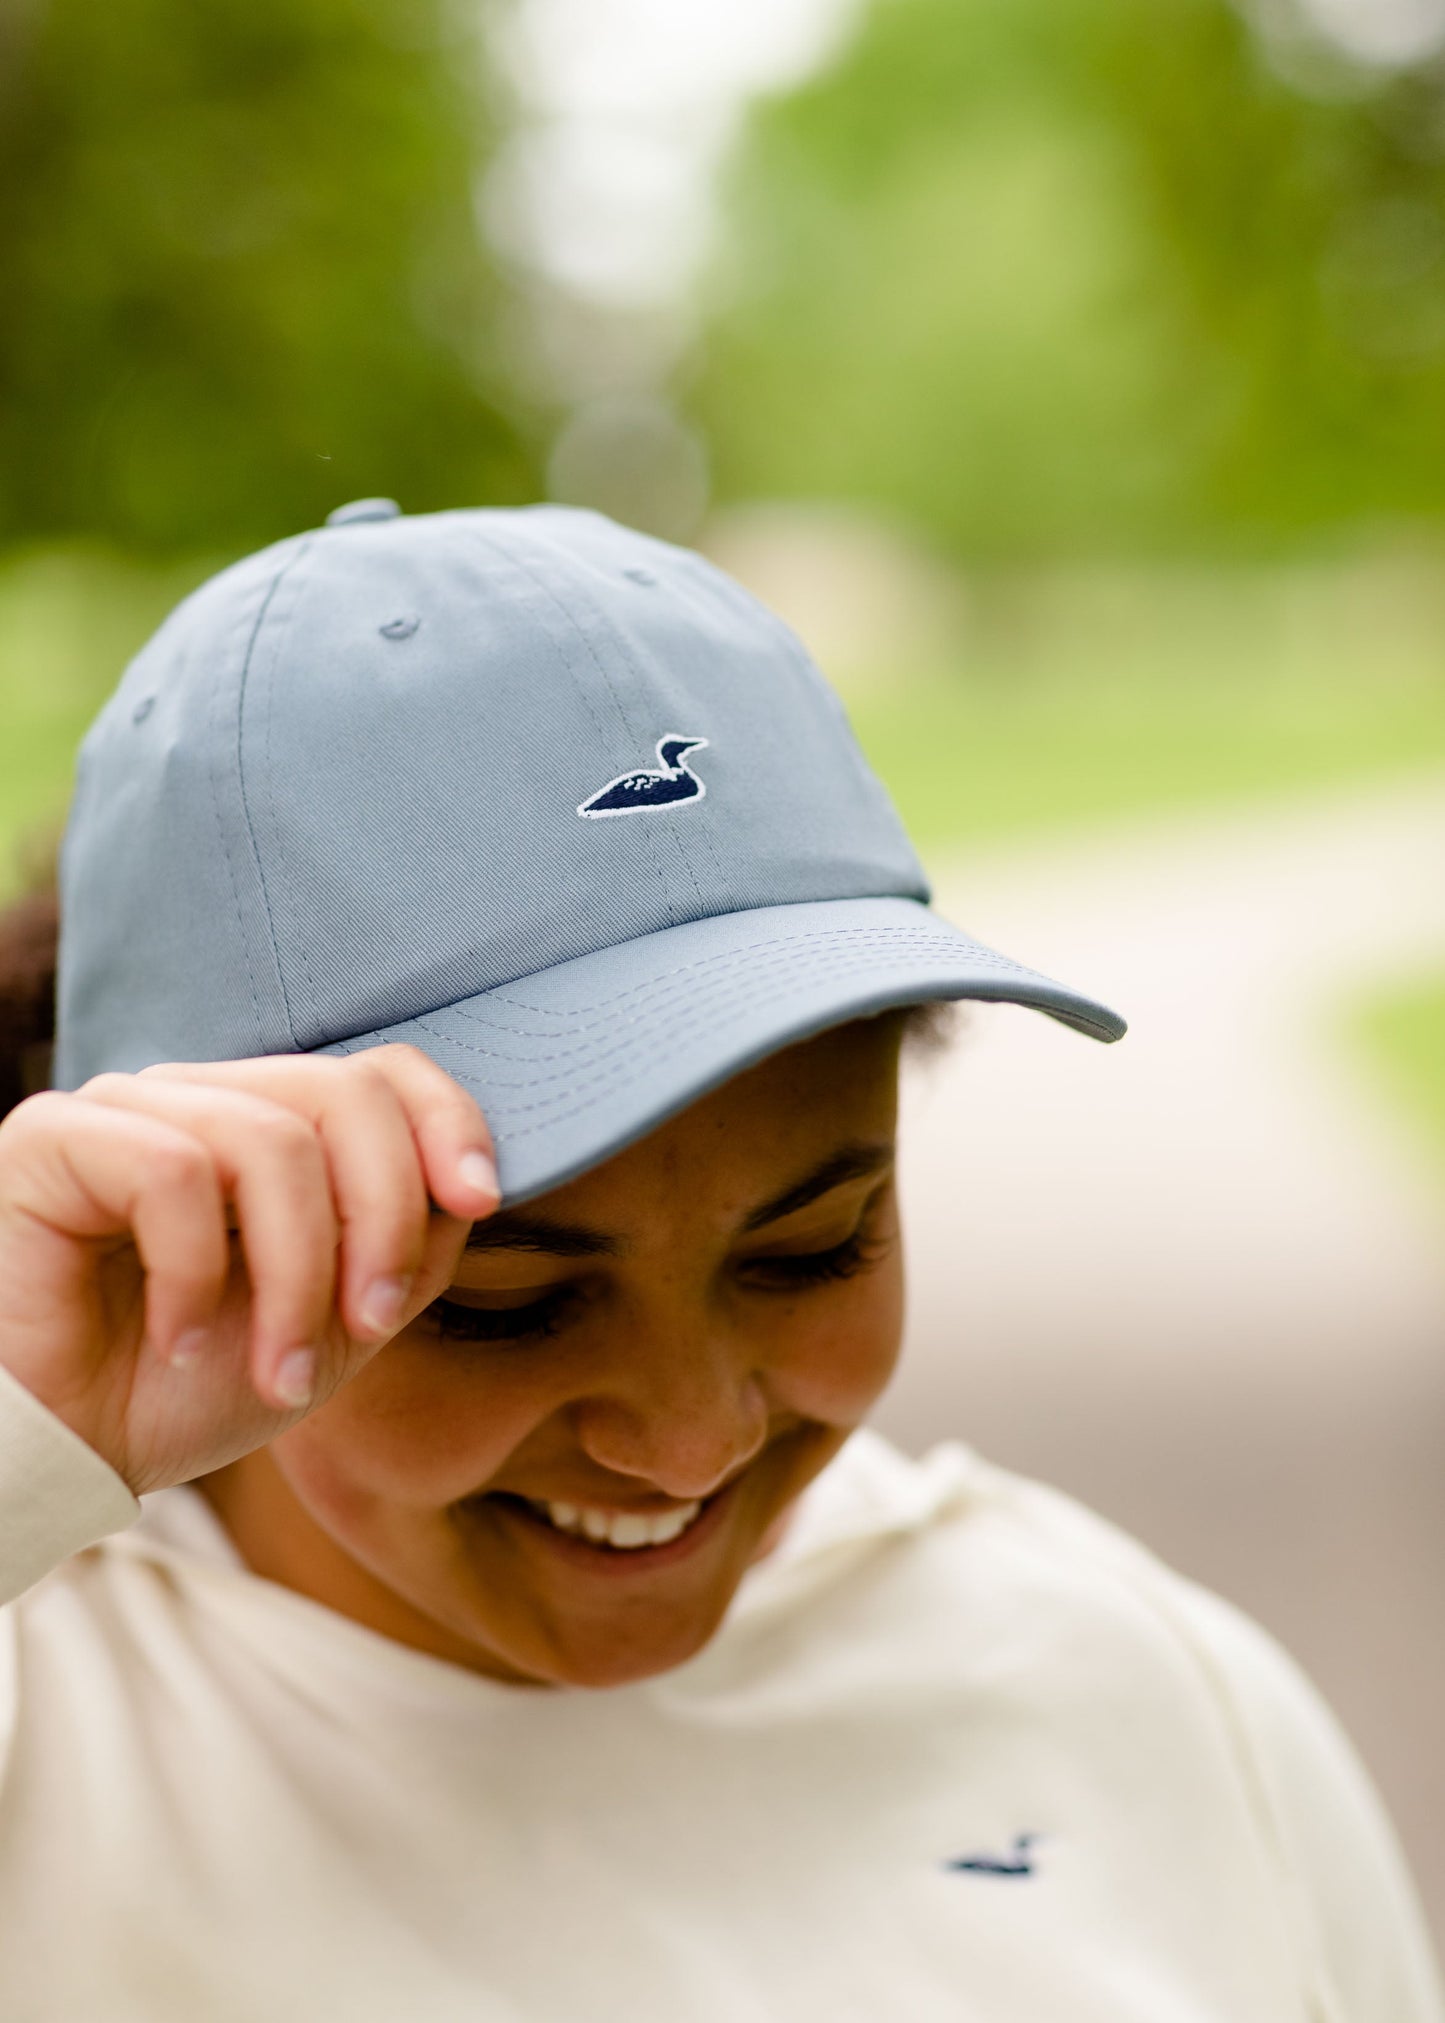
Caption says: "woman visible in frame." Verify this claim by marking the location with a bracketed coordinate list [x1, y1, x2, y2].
[0, 499, 1438, 2019]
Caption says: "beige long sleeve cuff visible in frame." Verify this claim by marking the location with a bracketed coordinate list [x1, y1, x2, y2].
[0, 1359, 140, 1605]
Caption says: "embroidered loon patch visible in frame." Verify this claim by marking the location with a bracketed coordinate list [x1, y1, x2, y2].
[577, 735, 708, 818]
[942, 1833, 1041, 1878]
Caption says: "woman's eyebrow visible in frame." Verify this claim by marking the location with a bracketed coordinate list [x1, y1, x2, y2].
[460, 1142, 893, 1255]
[740, 1142, 894, 1233]
[463, 1216, 620, 1257]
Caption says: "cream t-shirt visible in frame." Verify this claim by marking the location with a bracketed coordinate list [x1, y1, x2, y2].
[0, 1359, 1439, 2022]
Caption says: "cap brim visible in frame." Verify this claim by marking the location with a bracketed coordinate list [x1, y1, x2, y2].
[315, 896, 1126, 1204]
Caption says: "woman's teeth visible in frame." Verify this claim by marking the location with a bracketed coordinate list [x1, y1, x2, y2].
[529, 1499, 703, 1549]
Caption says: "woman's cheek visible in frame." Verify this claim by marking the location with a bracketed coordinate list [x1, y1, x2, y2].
[764, 1268, 905, 1426]
[277, 1330, 548, 1508]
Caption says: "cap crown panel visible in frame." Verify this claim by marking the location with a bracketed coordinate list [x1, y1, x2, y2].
[54, 506, 929, 1078]
[54, 544, 304, 1083]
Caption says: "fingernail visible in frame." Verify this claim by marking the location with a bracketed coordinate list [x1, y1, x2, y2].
[273, 1349, 317, 1409]
[168, 1327, 208, 1371]
[359, 1273, 411, 1337]
[459, 1149, 498, 1202]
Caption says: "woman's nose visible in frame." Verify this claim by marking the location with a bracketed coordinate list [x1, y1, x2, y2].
[572, 1339, 770, 1501]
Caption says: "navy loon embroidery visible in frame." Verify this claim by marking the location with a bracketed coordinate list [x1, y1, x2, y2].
[943, 1833, 1041, 1878]
[577, 735, 708, 819]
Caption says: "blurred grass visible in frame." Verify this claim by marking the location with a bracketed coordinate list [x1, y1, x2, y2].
[0, 546, 213, 898]
[851, 674, 1445, 849]
[847, 553, 1445, 849]
[2, 542, 1444, 900]
[1354, 978, 1445, 1173]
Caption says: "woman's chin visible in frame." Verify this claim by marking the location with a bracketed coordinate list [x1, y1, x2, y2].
[447, 1590, 734, 1690]
[441, 1511, 758, 1688]
[545, 1621, 720, 1690]
[428, 1435, 820, 1687]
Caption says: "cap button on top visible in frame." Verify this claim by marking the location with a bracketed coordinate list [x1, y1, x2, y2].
[326, 498, 402, 527]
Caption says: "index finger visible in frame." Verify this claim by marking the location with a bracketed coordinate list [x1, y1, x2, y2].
[139, 1046, 500, 1222]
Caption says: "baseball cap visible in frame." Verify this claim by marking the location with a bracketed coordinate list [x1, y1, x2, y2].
[54, 500, 1125, 1203]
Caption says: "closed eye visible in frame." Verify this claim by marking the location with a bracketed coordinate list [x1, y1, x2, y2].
[426, 1196, 894, 1349]
[740, 1227, 893, 1289]
[427, 1289, 573, 1346]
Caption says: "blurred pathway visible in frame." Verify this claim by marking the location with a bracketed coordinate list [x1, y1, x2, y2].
[874, 768, 1445, 1936]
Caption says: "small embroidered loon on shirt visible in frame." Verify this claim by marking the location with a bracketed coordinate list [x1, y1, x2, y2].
[577, 735, 709, 818]
[943, 1833, 1042, 1878]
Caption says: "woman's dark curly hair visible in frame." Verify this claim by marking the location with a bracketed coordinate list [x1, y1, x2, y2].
[0, 829, 63, 1121]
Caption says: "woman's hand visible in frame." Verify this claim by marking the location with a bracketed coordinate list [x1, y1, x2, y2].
[0, 1046, 499, 1495]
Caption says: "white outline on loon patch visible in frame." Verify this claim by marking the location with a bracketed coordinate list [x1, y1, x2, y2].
[942, 1833, 1042, 1878]
[577, 735, 709, 818]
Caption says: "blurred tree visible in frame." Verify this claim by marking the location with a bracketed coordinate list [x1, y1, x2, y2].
[0, 0, 537, 551]
[695, 0, 1445, 557]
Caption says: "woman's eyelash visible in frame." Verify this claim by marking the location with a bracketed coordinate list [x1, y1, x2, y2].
[746, 1228, 890, 1286]
[429, 1293, 569, 1346]
[428, 1227, 890, 1346]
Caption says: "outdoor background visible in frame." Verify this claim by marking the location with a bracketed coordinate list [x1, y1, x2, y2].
[3, 0, 1444, 1939]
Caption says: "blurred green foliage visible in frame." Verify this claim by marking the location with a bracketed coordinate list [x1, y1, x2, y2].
[698, 0, 1445, 558]
[1354, 976, 1445, 1172]
[1, 0, 1443, 901]
[848, 548, 1445, 842]
[0, 0, 538, 552]
[852, 661, 1445, 849]
[0, 546, 210, 895]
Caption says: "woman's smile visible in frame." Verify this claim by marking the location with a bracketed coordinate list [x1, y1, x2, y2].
[463, 1469, 746, 1579]
[522, 1496, 704, 1547]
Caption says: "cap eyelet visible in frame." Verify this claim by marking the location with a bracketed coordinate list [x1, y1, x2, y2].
[379, 615, 420, 641]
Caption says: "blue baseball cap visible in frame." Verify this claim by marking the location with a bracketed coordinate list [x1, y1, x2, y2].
[54, 500, 1125, 1203]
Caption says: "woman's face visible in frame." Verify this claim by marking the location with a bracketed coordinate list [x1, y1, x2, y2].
[206, 1017, 907, 1689]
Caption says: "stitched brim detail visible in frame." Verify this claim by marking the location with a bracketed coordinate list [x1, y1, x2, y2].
[315, 895, 1126, 1204]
